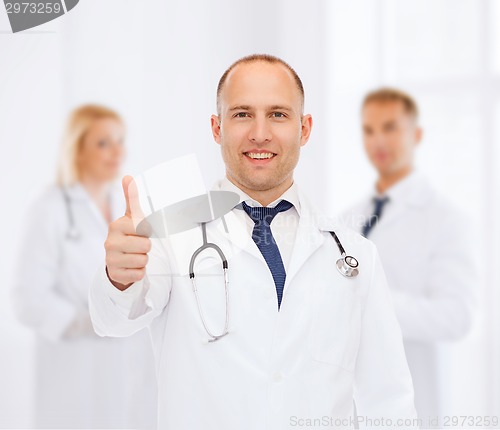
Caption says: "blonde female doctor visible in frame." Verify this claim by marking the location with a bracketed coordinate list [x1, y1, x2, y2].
[12, 105, 157, 429]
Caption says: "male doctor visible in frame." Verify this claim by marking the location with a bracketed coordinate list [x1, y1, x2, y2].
[89, 55, 417, 429]
[340, 88, 476, 423]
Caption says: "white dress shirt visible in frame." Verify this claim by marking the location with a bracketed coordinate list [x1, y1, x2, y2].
[218, 177, 300, 272]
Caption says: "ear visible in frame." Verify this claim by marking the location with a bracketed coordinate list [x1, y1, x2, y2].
[415, 126, 423, 146]
[300, 114, 313, 147]
[211, 115, 222, 145]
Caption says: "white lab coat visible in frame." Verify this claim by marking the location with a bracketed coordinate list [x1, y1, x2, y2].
[12, 183, 157, 429]
[90, 181, 417, 430]
[339, 172, 476, 422]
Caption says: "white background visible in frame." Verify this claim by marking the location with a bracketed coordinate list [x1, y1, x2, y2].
[0, 0, 499, 427]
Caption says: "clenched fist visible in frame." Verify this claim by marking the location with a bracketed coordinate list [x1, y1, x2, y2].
[105, 176, 151, 290]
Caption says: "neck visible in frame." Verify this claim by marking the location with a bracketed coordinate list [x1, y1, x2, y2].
[227, 175, 293, 207]
[79, 175, 109, 203]
[376, 166, 413, 194]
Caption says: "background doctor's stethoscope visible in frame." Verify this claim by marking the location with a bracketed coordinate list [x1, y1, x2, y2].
[11, 105, 157, 430]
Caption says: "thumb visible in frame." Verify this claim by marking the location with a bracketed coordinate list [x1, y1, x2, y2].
[122, 175, 138, 218]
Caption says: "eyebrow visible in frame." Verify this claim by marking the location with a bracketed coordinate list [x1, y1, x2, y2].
[383, 120, 397, 127]
[228, 105, 251, 111]
[228, 105, 294, 112]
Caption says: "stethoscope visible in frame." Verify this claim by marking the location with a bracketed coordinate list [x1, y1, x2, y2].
[62, 187, 81, 241]
[61, 186, 112, 241]
[329, 231, 360, 278]
[188, 224, 359, 343]
[189, 222, 229, 343]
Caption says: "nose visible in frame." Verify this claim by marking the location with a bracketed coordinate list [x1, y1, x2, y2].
[110, 140, 124, 159]
[248, 115, 272, 144]
[367, 132, 387, 149]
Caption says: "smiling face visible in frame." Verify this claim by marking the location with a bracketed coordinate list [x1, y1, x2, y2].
[362, 100, 421, 179]
[77, 117, 125, 183]
[211, 61, 312, 205]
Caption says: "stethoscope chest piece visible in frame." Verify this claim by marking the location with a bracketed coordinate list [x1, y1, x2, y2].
[336, 254, 359, 278]
[329, 231, 360, 278]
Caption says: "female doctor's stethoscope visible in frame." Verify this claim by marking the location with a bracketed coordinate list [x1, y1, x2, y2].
[62, 187, 112, 241]
[62, 187, 81, 241]
[188, 223, 359, 343]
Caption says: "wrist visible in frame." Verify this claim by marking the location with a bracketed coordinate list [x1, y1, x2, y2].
[105, 266, 133, 291]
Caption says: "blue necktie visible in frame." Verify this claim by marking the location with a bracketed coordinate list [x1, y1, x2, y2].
[242, 200, 293, 310]
[362, 196, 389, 238]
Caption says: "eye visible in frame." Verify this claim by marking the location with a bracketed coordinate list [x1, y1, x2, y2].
[271, 112, 286, 118]
[234, 112, 250, 118]
[98, 139, 108, 148]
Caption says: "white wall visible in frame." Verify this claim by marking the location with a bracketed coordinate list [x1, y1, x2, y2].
[0, 0, 498, 426]
[325, 0, 500, 418]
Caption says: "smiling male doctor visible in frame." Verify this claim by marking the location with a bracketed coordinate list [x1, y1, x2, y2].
[89, 54, 417, 429]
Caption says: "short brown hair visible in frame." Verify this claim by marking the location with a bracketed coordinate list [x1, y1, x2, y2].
[362, 87, 419, 121]
[216, 54, 305, 114]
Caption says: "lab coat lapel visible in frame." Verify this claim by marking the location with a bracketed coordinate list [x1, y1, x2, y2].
[377, 200, 407, 229]
[68, 183, 111, 234]
[208, 183, 325, 284]
[377, 174, 430, 228]
[284, 192, 325, 289]
[217, 210, 266, 263]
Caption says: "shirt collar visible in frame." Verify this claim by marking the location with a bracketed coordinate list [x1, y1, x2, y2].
[63, 182, 89, 201]
[62, 181, 124, 219]
[64, 181, 119, 200]
[217, 176, 302, 216]
[372, 170, 429, 207]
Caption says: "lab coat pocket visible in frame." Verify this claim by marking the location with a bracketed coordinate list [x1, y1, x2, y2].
[310, 282, 361, 372]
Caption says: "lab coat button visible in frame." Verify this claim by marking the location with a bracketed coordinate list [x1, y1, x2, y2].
[272, 372, 283, 382]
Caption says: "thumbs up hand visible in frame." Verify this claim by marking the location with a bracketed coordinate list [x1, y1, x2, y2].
[105, 176, 151, 290]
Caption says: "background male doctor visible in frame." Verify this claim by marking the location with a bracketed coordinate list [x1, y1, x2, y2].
[89, 55, 417, 429]
[340, 88, 476, 424]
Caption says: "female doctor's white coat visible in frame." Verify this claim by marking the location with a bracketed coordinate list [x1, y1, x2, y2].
[90, 181, 418, 430]
[12, 183, 157, 429]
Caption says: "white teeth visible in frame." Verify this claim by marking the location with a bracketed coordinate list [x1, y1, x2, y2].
[246, 152, 275, 159]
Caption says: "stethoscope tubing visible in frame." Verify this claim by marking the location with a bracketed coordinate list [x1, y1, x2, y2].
[189, 222, 230, 342]
[189, 225, 360, 343]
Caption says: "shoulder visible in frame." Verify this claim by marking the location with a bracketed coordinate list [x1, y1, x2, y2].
[315, 214, 381, 291]
[308, 201, 376, 255]
[297, 186, 369, 245]
[416, 178, 471, 226]
[318, 216, 373, 251]
[335, 198, 370, 231]
[302, 197, 384, 287]
[19, 185, 67, 238]
[27, 184, 66, 214]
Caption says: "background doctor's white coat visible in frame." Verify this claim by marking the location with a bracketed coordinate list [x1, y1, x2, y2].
[0, 0, 499, 427]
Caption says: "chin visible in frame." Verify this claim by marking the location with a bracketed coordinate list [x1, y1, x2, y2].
[374, 161, 392, 172]
[245, 177, 284, 192]
[101, 171, 119, 182]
